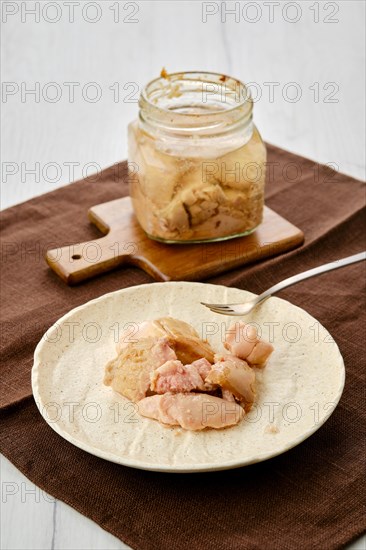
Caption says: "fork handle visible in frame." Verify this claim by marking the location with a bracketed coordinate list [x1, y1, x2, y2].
[253, 251, 366, 307]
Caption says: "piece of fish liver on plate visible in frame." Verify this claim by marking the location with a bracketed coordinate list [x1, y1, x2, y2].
[104, 337, 176, 402]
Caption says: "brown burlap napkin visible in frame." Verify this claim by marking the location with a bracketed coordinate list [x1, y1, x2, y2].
[1, 145, 365, 550]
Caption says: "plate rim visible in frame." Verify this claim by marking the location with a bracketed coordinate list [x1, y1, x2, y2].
[31, 281, 346, 473]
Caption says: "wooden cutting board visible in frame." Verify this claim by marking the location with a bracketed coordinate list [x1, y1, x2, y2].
[46, 197, 304, 284]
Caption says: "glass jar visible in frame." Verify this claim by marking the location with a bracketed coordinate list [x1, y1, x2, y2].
[128, 71, 266, 243]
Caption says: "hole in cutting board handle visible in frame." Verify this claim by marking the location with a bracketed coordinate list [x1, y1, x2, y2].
[72, 254, 82, 260]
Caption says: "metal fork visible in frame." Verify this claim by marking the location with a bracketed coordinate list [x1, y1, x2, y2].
[201, 251, 366, 316]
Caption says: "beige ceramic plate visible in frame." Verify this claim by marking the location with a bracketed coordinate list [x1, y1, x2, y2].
[32, 282, 345, 472]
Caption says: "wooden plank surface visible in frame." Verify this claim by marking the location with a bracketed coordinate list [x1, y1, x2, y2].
[46, 197, 304, 284]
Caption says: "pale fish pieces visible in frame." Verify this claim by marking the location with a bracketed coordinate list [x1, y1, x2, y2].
[221, 388, 236, 402]
[150, 357, 213, 394]
[104, 337, 176, 402]
[138, 393, 244, 431]
[117, 317, 214, 364]
[206, 354, 256, 412]
[224, 321, 274, 368]
[153, 317, 215, 364]
[190, 357, 212, 380]
[150, 360, 205, 393]
[116, 320, 166, 353]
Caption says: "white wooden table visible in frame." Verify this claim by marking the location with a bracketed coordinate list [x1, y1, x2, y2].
[1, 1, 365, 548]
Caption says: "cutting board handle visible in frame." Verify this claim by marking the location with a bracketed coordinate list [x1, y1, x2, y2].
[45, 235, 136, 285]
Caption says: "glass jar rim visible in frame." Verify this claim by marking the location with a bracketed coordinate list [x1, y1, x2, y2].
[139, 71, 253, 133]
